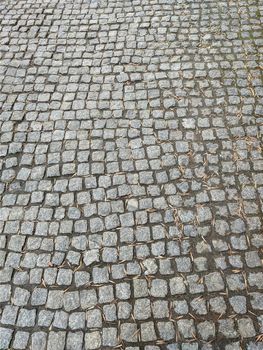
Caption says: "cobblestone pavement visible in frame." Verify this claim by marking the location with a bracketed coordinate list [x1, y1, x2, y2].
[0, 0, 263, 349]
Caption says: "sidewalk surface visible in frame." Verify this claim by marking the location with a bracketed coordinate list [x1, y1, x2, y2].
[0, 0, 263, 349]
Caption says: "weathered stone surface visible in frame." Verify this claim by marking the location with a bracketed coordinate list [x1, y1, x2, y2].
[0, 0, 262, 348]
